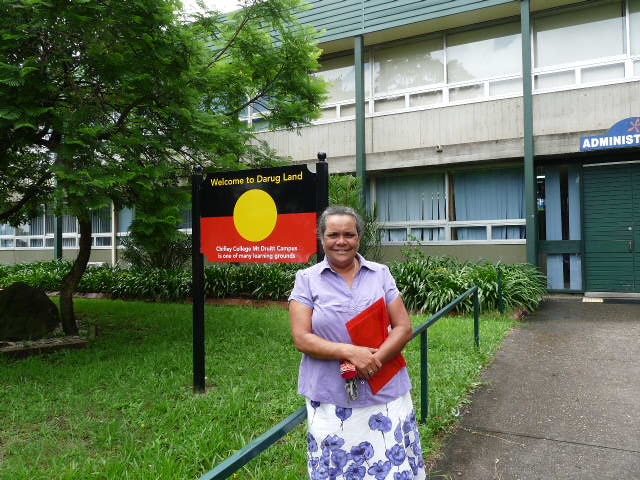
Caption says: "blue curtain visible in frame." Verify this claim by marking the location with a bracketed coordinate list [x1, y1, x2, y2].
[117, 207, 135, 233]
[453, 168, 524, 240]
[545, 166, 582, 290]
[0, 223, 15, 235]
[376, 174, 446, 241]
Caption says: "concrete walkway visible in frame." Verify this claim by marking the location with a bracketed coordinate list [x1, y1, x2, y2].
[429, 299, 640, 480]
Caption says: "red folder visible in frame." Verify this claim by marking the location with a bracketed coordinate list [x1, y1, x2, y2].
[345, 297, 406, 394]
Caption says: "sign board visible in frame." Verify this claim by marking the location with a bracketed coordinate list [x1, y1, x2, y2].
[200, 165, 318, 263]
[580, 117, 640, 151]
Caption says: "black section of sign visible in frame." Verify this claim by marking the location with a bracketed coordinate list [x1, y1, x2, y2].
[201, 165, 317, 217]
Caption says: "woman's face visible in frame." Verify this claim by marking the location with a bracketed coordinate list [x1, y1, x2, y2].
[322, 214, 360, 268]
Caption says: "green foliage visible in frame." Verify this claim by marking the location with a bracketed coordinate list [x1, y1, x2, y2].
[390, 252, 547, 314]
[0, 0, 325, 329]
[204, 263, 302, 300]
[121, 185, 191, 270]
[0, 0, 326, 225]
[328, 174, 382, 261]
[0, 260, 70, 292]
[1, 256, 546, 312]
[120, 232, 193, 270]
[109, 268, 192, 302]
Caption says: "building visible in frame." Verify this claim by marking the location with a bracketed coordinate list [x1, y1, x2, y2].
[2, 0, 640, 294]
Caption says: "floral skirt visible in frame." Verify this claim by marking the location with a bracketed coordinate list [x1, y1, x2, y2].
[305, 392, 426, 480]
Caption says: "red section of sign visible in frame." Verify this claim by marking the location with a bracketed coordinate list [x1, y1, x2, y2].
[201, 212, 317, 263]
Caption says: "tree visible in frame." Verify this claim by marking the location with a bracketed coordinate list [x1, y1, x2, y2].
[0, 0, 325, 334]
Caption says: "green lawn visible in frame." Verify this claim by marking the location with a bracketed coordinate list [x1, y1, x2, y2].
[0, 299, 515, 480]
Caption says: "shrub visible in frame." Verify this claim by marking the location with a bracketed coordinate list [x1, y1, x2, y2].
[120, 232, 192, 269]
[109, 268, 192, 302]
[390, 252, 546, 314]
[0, 260, 70, 291]
[1, 255, 546, 312]
[204, 263, 302, 300]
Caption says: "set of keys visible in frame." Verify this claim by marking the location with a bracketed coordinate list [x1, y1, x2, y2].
[339, 360, 360, 402]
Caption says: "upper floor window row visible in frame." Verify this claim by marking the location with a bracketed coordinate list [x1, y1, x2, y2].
[312, 0, 640, 119]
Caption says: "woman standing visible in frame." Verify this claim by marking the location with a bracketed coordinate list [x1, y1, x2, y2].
[289, 205, 426, 480]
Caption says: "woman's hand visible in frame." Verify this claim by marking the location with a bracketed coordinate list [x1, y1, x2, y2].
[345, 345, 382, 379]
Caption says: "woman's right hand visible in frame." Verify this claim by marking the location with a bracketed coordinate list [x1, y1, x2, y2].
[345, 345, 382, 379]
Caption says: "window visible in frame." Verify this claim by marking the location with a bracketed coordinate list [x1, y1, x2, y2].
[376, 173, 446, 242]
[91, 207, 112, 234]
[374, 37, 444, 95]
[315, 55, 370, 103]
[0, 206, 121, 250]
[94, 237, 112, 247]
[29, 216, 44, 236]
[537, 166, 582, 290]
[0, 223, 14, 236]
[631, 0, 640, 55]
[117, 207, 134, 233]
[179, 209, 192, 230]
[447, 22, 522, 83]
[63, 215, 77, 233]
[450, 168, 525, 240]
[45, 211, 55, 234]
[375, 168, 525, 244]
[534, 2, 625, 69]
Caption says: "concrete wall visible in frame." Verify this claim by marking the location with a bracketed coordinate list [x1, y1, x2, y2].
[0, 249, 113, 266]
[257, 81, 640, 173]
[380, 243, 527, 264]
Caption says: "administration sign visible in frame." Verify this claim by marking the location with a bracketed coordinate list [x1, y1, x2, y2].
[200, 165, 317, 263]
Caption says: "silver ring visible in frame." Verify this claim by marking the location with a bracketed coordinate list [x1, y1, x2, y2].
[368, 370, 374, 375]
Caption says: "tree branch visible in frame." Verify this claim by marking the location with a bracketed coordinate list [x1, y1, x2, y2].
[224, 64, 285, 117]
[0, 172, 53, 223]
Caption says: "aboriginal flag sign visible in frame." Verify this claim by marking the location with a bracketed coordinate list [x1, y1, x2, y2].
[200, 164, 319, 263]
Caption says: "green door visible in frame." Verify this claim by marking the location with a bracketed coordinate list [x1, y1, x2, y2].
[583, 164, 639, 292]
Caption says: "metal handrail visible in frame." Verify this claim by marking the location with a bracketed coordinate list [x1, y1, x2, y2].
[199, 286, 481, 480]
[198, 407, 307, 480]
[412, 285, 480, 424]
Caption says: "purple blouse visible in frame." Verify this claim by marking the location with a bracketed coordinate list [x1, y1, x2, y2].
[289, 254, 412, 408]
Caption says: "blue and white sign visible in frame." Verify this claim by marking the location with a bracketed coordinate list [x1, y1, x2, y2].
[580, 117, 640, 151]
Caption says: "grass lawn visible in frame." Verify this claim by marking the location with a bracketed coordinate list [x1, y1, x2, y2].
[0, 299, 516, 480]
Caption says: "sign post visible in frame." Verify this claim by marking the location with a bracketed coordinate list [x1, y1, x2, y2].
[192, 160, 328, 392]
[315, 153, 328, 262]
[192, 167, 206, 393]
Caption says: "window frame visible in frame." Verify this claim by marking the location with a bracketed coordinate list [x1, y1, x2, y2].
[372, 167, 527, 246]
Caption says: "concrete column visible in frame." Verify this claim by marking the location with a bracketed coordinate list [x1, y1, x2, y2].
[354, 35, 366, 205]
[521, 0, 537, 265]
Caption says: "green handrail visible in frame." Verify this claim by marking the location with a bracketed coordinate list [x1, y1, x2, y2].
[199, 407, 307, 480]
[199, 286, 481, 480]
[412, 285, 480, 424]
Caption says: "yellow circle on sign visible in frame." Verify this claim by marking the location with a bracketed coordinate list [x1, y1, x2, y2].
[233, 189, 278, 242]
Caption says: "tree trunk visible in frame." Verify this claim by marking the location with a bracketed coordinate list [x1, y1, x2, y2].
[59, 216, 92, 335]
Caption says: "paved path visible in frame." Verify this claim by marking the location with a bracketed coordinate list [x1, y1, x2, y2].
[429, 299, 640, 480]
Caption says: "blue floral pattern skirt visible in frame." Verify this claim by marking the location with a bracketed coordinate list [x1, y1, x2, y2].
[305, 392, 426, 480]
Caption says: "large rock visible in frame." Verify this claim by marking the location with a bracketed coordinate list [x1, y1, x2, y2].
[0, 282, 60, 340]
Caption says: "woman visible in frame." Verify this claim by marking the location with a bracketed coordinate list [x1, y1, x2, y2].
[289, 205, 426, 480]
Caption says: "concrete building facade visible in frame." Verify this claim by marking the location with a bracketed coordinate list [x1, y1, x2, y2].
[253, 0, 640, 293]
